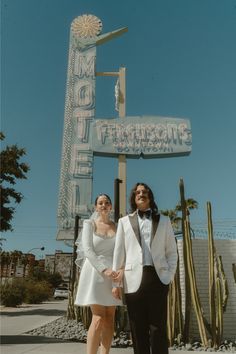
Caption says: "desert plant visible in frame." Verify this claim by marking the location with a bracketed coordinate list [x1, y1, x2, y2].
[24, 280, 51, 304]
[0, 279, 25, 306]
[207, 202, 229, 348]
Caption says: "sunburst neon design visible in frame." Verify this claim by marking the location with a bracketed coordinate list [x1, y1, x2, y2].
[71, 14, 102, 38]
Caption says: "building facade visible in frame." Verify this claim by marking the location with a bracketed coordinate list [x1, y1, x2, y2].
[45, 251, 73, 284]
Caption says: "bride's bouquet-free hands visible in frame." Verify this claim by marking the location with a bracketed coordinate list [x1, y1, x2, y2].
[112, 268, 124, 283]
[103, 268, 124, 282]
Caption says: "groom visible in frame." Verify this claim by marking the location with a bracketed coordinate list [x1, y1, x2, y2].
[112, 182, 178, 354]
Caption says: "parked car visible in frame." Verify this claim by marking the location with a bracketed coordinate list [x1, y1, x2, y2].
[53, 287, 69, 300]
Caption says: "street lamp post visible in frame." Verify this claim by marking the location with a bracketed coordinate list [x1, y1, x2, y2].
[26, 247, 45, 254]
[25, 247, 45, 277]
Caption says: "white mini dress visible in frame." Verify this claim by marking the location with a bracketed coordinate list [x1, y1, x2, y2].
[75, 219, 122, 307]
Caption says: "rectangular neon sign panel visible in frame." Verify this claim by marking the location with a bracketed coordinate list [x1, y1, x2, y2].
[91, 116, 192, 158]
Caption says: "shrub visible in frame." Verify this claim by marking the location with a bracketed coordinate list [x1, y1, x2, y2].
[47, 272, 63, 288]
[24, 280, 51, 304]
[0, 278, 52, 306]
[30, 268, 63, 289]
[0, 280, 25, 307]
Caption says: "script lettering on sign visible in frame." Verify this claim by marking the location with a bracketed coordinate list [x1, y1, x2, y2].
[92, 116, 192, 157]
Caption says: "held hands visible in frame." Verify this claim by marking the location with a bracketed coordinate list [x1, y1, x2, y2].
[102, 268, 115, 278]
[102, 268, 124, 282]
[102, 268, 123, 300]
[113, 268, 124, 283]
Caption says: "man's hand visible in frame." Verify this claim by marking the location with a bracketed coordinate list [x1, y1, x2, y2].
[103, 268, 117, 279]
[113, 268, 124, 283]
[112, 287, 122, 300]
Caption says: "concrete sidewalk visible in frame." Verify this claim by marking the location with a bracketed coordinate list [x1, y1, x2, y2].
[1, 336, 134, 354]
[1, 335, 197, 354]
[0, 301, 221, 354]
[0, 301, 133, 353]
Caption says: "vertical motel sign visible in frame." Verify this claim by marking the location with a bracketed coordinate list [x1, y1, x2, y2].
[57, 15, 192, 241]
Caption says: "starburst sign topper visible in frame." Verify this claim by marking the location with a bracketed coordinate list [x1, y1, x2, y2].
[71, 14, 103, 37]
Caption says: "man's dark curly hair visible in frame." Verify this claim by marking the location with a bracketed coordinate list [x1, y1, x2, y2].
[129, 182, 158, 214]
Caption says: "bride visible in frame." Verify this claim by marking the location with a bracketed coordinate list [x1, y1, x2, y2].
[75, 194, 123, 354]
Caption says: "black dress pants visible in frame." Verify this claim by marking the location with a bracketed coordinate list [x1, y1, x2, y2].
[125, 266, 169, 354]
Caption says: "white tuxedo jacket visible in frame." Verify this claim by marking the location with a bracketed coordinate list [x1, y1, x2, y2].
[113, 212, 178, 293]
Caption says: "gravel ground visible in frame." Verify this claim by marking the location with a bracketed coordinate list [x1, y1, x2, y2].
[26, 316, 236, 352]
[26, 316, 132, 347]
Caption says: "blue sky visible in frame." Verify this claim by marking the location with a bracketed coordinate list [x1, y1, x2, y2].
[1, 0, 236, 256]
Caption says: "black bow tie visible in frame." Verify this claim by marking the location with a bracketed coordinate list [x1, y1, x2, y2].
[138, 209, 152, 219]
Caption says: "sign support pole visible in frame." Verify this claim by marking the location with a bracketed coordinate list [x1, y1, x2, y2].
[96, 67, 127, 217]
[118, 67, 126, 217]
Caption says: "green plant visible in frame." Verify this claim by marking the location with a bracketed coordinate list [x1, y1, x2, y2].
[0, 132, 30, 232]
[115, 306, 129, 334]
[47, 272, 63, 288]
[184, 219, 209, 347]
[0, 278, 52, 306]
[30, 267, 63, 288]
[24, 280, 51, 304]
[167, 258, 184, 346]
[207, 202, 229, 348]
[0, 280, 25, 307]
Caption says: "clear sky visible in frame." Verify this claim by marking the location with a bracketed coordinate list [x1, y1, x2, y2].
[1, 0, 236, 257]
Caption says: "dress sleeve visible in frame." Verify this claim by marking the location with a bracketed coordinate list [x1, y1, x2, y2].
[82, 219, 107, 273]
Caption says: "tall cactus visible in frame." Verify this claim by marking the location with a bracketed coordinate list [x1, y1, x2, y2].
[179, 178, 191, 342]
[215, 266, 223, 346]
[172, 181, 230, 349]
[184, 219, 209, 347]
[67, 215, 80, 320]
[216, 255, 228, 312]
[207, 201, 216, 346]
[167, 280, 176, 345]
[78, 306, 92, 329]
[115, 306, 129, 335]
[232, 264, 236, 283]
[207, 202, 229, 348]
[175, 258, 184, 338]
[167, 253, 184, 345]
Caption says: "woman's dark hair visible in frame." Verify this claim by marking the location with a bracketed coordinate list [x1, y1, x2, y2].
[129, 182, 158, 214]
[95, 194, 112, 206]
